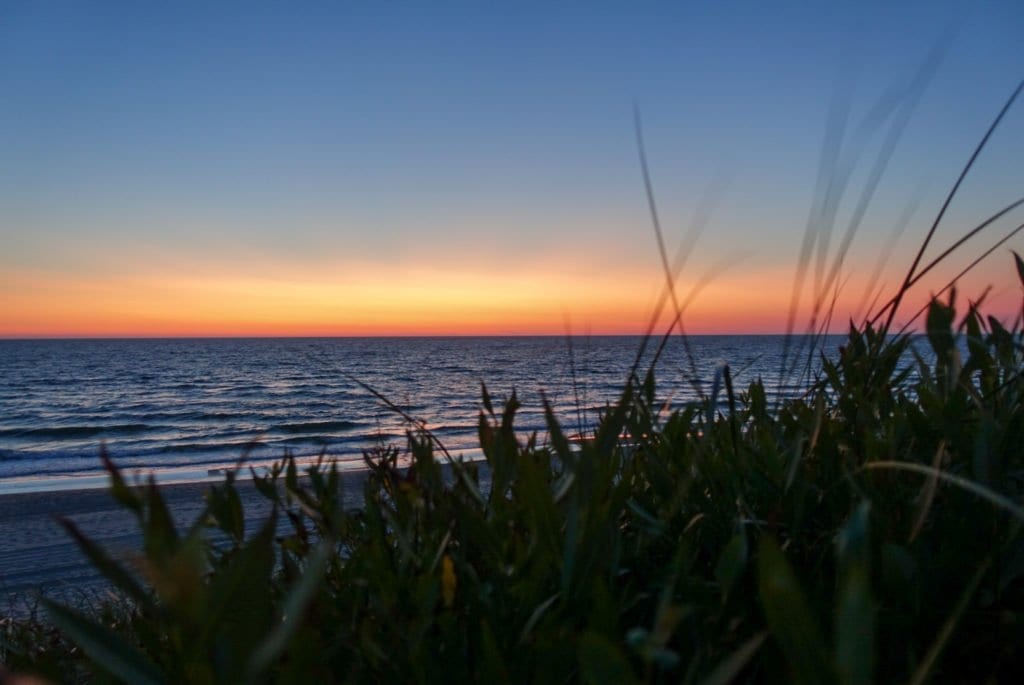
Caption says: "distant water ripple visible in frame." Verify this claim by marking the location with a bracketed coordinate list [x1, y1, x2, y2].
[0, 336, 844, 481]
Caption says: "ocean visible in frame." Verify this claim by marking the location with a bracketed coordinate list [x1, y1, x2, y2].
[0, 336, 843, 491]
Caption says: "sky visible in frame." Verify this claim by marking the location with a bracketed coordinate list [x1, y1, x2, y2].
[1, 1, 1023, 336]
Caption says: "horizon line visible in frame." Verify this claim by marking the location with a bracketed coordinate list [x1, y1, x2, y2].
[0, 331, 870, 341]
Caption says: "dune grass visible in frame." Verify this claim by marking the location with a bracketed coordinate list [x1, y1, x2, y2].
[3, 76, 1024, 683]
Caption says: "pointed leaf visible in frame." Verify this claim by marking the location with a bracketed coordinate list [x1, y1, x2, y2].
[285, 454, 299, 492]
[715, 529, 748, 597]
[101, 448, 142, 514]
[757, 538, 831, 685]
[481, 380, 494, 415]
[143, 477, 179, 561]
[247, 538, 333, 677]
[543, 396, 573, 466]
[200, 511, 277, 665]
[250, 467, 279, 501]
[517, 454, 561, 563]
[835, 503, 874, 685]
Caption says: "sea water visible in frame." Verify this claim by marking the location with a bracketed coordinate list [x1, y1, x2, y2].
[0, 336, 843, 490]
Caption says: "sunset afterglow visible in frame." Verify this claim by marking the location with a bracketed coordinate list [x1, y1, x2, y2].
[2, 2, 1022, 337]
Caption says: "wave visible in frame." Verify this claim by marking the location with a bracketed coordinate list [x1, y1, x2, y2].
[274, 420, 361, 434]
[151, 440, 268, 454]
[0, 424, 154, 440]
[278, 436, 339, 446]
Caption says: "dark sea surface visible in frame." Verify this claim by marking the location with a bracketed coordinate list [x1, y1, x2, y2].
[0, 336, 845, 490]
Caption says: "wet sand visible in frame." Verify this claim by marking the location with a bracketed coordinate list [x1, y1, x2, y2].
[0, 472, 370, 613]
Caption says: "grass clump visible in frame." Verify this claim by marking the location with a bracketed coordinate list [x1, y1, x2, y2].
[4, 272, 1023, 683]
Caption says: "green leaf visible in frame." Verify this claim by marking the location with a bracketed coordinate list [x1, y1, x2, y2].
[250, 466, 279, 501]
[481, 380, 494, 415]
[626, 498, 665, 537]
[101, 447, 142, 514]
[206, 480, 245, 542]
[757, 537, 831, 685]
[925, 296, 956, 364]
[835, 503, 874, 685]
[200, 511, 277, 669]
[578, 632, 639, 685]
[1013, 250, 1024, 287]
[715, 528, 748, 597]
[247, 538, 333, 677]
[43, 598, 165, 685]
[285, 454, 299, 492]
[963, 304, 989, 376]
[143, 476, 179, 561]
[450, 457, 487, 507]
[517, 454, 561, 563]
[543, 396, 574, 467]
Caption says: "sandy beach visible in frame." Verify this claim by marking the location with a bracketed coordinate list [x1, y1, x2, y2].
[0, 471, 371, 614]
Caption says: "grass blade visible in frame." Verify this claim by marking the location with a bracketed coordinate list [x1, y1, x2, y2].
[882, 78, 1024, 331]
[862, 461, 1024, 522]
[908, 555, 992, 685]
[757, 537, 831, 685]
[700, 632, 767, 685]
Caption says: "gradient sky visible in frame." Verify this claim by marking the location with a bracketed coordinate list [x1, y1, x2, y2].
[2, 1, 1023, 336]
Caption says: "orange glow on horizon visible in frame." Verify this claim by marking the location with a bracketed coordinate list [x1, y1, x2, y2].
[0, 264, 656, 337]
[3, 258, 1021, 338]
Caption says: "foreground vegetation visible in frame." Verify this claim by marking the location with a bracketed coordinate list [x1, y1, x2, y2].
[2, 274, 1023, 683]
[3, 71, 1022, 685]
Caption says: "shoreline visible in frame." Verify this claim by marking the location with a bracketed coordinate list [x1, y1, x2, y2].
[0, 457, 489, 613]
[0, 448, 488, 496]
[0, 466, 372, 613]
[0, 457, 357, 496]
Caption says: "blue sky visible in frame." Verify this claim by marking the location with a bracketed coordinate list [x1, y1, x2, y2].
[2, 1, 1022, 335]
